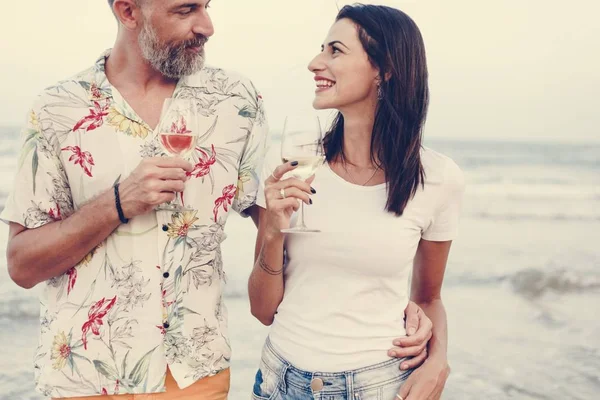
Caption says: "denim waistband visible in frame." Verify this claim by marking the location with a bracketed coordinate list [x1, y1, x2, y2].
[262, 338, 411, 396]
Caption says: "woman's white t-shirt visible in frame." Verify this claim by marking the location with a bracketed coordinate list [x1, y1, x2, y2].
[256, 145, 465, 372]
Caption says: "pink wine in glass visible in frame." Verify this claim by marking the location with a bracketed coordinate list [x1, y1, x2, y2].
[160, 133, 196, 156]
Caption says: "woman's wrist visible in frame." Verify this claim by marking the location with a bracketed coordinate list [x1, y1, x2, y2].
[263, 226, 285, 243]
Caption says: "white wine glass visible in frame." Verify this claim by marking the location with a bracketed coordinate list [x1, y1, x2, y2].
[156, 98, 198, 211]
[280, 114, 325, 234]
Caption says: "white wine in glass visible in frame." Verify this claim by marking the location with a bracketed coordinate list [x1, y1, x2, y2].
[281, 156, 324, 179]
[156, 98, 199, 211]
[280, 114, 325, 233]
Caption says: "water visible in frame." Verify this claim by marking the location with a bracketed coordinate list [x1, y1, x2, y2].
[0, 126, 599, 399]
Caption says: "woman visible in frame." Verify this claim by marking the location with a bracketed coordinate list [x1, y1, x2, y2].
[249, 4, 464, 400]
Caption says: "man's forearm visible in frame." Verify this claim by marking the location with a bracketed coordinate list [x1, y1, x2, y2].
[418, 298, 448, 362]
[7, 188, 122, 288]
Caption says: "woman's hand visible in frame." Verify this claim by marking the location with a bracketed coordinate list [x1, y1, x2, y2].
[263, 161, 315, 236]
[396, 357, 450, 400]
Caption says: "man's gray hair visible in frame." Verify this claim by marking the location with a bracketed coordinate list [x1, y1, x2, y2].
[108, 0, 145, 10]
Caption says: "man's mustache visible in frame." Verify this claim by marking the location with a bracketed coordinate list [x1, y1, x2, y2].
[182, 36, 208, 48]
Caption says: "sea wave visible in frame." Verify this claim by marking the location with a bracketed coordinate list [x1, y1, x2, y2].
[509, 267, 600, 299]
[446, 260, 600, 300]
[0, 295, 39, 321]
[468, 182, 600, 201]
[470, 211, 600, 222]
[431, 139, 600, 170]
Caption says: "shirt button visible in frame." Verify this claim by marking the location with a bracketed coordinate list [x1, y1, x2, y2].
[163, 272, 170, 278]
[162, 224, 169, 232]
[163, 322, 170, 329]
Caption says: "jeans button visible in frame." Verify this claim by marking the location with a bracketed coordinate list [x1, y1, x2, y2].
[310, 377, 324, 392]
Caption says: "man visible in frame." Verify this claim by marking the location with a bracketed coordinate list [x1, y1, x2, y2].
[2, 1, 432, 399]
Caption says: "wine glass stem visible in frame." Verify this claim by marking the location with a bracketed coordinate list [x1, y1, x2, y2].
[297, 202, 307, 230]
[175, 191, 183, 208]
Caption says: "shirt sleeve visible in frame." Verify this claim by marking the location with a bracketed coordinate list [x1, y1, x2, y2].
[231, 84, 270, 217]
[0, 97, 74, 228]
[421, 159, 466, 242]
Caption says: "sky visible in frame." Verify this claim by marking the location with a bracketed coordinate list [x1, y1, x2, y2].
[0, 0, 598, 142]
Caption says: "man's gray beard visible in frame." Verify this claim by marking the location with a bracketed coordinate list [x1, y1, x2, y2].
[138, 21, 206, 79]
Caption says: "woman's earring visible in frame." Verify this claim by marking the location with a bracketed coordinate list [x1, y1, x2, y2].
[377, 83, 383, 100]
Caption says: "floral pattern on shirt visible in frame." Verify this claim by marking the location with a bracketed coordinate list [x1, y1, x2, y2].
[1, 49, 268, 398]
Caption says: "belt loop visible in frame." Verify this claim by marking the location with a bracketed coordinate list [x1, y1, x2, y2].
[278, 361, 289, 394]
[346, 371, 354, 398]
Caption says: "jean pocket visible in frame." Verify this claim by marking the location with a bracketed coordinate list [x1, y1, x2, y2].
[378, 378, 407, 400]
[354, 369, 413, 400]
[251, 363, 282, 400]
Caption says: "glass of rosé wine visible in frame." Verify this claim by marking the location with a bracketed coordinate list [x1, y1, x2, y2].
[155, 98, 198, 211]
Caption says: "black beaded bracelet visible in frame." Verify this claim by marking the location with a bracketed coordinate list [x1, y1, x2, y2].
[113, 183, 129, 224]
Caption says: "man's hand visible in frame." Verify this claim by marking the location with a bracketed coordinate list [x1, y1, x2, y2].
[119, 157, 193, 218]
[396, 358, 450, 400]
[388, 301, 433, 370]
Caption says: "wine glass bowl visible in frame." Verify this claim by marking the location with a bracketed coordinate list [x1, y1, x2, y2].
[280, 114, 324, 234]
[156, 99, 199, 211]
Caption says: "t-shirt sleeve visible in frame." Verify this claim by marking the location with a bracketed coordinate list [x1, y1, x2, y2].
[421, 159, 465, 242]
[231, 84, 270, 217]
[255, 142, 283, 209]
[0, 98, 74, 228]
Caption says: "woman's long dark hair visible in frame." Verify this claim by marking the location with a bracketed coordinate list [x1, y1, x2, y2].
[324, 4, 429, 216]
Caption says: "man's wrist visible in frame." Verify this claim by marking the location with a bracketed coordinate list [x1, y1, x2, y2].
[93, 188, 123, 226]
[426, 351, 448, 366]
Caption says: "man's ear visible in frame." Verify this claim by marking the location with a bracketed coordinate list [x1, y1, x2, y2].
[113, 0, 144, 30]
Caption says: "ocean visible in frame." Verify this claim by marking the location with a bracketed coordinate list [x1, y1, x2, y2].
[0, 125, 599, 399]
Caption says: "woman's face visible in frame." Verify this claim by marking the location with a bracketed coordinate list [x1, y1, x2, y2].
[308, 18, 380, 111]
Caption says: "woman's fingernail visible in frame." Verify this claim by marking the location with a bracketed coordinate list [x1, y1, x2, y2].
[401, 364, 408, 370]
[311, 187, 317, 194]
[393, 340, 401, 346]
[291, 161, 299, 166]
[309, 199, 313, 205]
[388, 350, 396, 357]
